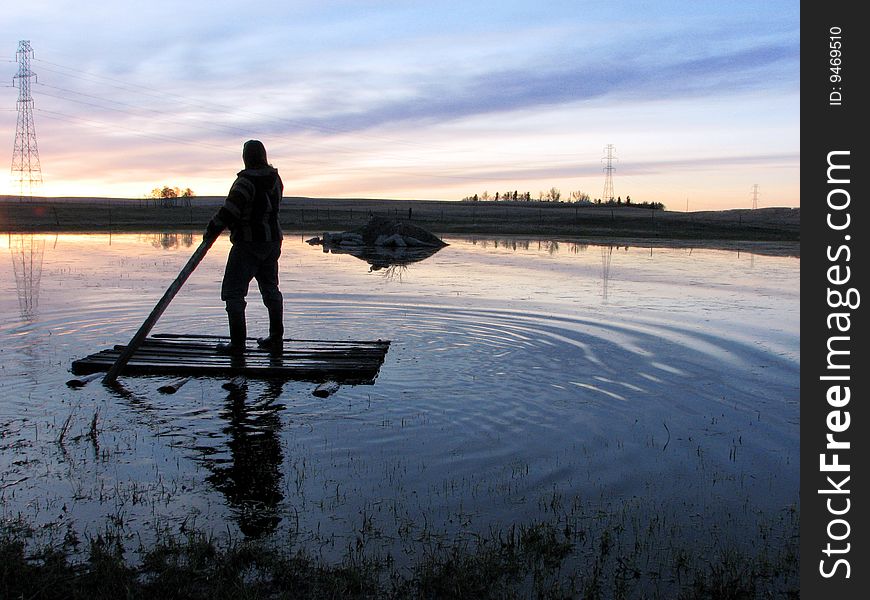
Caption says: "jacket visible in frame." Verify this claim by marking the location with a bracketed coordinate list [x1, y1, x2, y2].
[212, 166, 284, 243]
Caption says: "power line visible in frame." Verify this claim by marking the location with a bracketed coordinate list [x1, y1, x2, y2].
[31, 55, 592, 162]
[35, 108, 232, 152]
[31, 74, 597, 177]
[31, 57, 446, 152]
[34, 107, 485, 182]
[30, 59, 458, 171]
[33, 82, 256, 139]
[20, 53, 617, 195]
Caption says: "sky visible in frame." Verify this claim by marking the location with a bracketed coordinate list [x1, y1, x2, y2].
[2, 1, 799, 210]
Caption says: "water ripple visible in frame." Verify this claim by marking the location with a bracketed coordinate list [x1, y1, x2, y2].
[0, 235, 799, 548]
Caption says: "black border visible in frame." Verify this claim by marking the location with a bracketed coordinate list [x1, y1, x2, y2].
[801, 2, 867, 596]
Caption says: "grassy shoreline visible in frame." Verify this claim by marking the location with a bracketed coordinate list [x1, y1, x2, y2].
[1, 196, 799, 242]
[2, 502, 799, 599]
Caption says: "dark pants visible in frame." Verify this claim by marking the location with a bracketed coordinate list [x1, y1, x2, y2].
[221, 241, 283, 315]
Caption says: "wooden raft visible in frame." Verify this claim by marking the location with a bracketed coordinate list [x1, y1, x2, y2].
[71, 333, 390, 384]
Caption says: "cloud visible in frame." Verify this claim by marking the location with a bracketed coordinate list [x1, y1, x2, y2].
[259, 39, 799, 135]
[332, 152, 801, 188]
[3, 1, 799, 208]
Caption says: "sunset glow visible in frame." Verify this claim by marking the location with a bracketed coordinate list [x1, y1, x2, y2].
[3, 1, 799, 210]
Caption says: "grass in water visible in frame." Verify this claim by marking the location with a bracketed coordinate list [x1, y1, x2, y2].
[2, 506, 798, 599]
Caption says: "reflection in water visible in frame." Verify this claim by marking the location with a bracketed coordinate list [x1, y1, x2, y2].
[322, 244, 443, 273]
[0, 231, 800, 583]
[379, 263, 408, 282]
[600, 245, 613, 302]
[541, 240, 559, 255]
[465, 236, 798, 259]
[9, 234, 45, 320]
[104, 371, 286, 538]
[472, 238, 531, 252]
[206, 378, 286, 538]
[473, 237, 603, 256]
[145, 232, 196, 250]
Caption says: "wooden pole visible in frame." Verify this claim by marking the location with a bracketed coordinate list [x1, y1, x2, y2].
[158, 376, 193, 394]
[102, 235, 217, 384]
[222, 375, 247, 391]
[313, 381, 340, 398]
[66, 372, 102, 388]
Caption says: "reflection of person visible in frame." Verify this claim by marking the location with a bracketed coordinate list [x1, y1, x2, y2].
[204, 140, 285, 354]
[207, 379, 285, 537]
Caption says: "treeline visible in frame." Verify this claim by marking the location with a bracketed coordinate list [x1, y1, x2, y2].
[597, 196, 666, 210]
[461, 188, 665, 210]
[150, 186, 195, 200]
[146, 185, 196, 208]
[461, 188, 563, 202]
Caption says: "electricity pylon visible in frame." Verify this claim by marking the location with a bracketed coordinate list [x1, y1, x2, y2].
[11, 40, 43, 200]
[602, 144, 616, 202]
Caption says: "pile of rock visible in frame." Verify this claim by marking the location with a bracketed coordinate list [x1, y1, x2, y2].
[306, 217, 447, 249]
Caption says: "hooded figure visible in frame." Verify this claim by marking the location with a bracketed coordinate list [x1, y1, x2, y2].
[205, 140, 285, 354]
[242, 139, 268, 169]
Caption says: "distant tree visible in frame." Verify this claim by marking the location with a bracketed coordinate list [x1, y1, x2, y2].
[546, 187, 561, 202]
[151, 186, 196, 199]
[626, 195, 631, 205]
[635, 200, 665, 210]
[570, 190, 591, 203]
[150, 186, 172, 207]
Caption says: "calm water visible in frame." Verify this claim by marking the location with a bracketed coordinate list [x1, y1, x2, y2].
[1, 232, 798, 558]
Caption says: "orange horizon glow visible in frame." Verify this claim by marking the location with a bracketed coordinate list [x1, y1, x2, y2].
[3, 3, 798, 212]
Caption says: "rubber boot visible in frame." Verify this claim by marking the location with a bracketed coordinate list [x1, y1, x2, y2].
[217, 310, 247, 355]
[257, 302, 284, 352]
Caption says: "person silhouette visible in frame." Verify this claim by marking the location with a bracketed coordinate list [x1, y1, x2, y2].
[204, 140, 285, 354]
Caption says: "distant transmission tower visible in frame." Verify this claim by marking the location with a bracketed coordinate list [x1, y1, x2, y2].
[751, 184, 759, 209]
[11, 40, 43, 200]
[602, 144, 616, 202]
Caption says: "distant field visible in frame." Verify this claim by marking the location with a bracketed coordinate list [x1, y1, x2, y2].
[1, 195, 799, 241]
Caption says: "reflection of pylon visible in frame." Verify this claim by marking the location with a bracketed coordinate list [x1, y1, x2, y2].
[600, 245, 613, 302]
[602, 144, 616, 202]
[10, 234, 45, 320]
[11, 40, 43, 200]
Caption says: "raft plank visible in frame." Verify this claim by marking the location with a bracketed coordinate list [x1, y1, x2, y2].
[71, 334, 390, 384]
[114, 344, 386, 359]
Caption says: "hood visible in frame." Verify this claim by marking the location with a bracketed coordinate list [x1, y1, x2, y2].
[242, 139, 268, 169]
